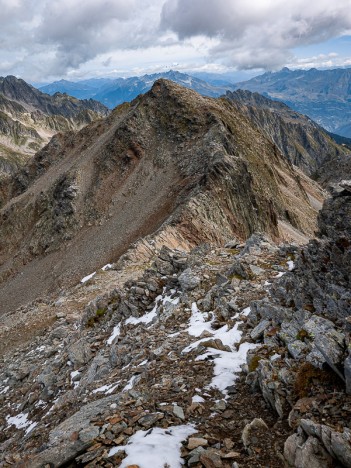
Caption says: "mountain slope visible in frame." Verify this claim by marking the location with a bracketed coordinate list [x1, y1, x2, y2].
[235, 67, 351, 137]
[0, 79, 322, 315]
[0, 75, 109, 177]
[39, 70, 236, 109]
[225, 89, 349, 179]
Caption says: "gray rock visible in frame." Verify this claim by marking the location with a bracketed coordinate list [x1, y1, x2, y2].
[256, 360, 287, 417]
[250, 319, 270, 341]
[284, 430, 334, 468]
[303, 314, 335, 336]
[37, 369, 57, 388]
[49, 394, 120, 445]
[138, 413, 163, 428]
[288, 340, 308, 359]
[249, 264, 265, 276]
[79, 425, 99, 443]
[227, 260, 249, 280]
[212, 400, 227, 412]
[240, 233, 272, 256]
[225, 238, 240, 249]
[188, 446, 206, 464]
[172, 404, 185, 420]
[249, 299, 292, 326]
[300, 419, 351, 468]
[178, 269, 201, 291]
[242, 418, 268, 449]
[345, 353, 351, 394]
[81, 353, 112, 386]
[67, 339, 92, 367]
[199, 449, 223, 467]
[155, 258, 174, 276]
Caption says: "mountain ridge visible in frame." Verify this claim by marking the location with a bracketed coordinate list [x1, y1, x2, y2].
[234, 67, 351, 137]
[0, 75, 109, 178]
[0, 79, 323, 315]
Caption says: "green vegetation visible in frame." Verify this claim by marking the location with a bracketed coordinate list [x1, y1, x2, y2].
[87, 307, 107, 327]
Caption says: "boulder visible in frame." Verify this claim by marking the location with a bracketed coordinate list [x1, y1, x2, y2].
[178, 268, 201, 291]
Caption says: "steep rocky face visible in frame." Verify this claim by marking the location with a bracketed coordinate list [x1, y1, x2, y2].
[235, 66, 351, 137]
[225, 89, 348, 180]
[0, 79, 322, 315]
[271, 181, 351, 323]
[242, 181, 351, 467]
[0, 75, 109, 178]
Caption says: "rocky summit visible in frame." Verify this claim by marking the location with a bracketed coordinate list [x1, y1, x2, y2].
[0, 80, 350, 468]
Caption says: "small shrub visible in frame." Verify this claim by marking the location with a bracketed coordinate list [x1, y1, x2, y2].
[248, 354, 263, 373]
[294, 362, 339, 399]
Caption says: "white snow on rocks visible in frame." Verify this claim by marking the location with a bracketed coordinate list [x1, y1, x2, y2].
[192, 394, 205, 403]
[107, 324, 121, 345]
[108, 425, 196, 467]
[80, 272, 96, 284]
[186, 302, 214, 337]
[6, 412, 37, 434]
[123, 375, 137, 392]
[70, 370, 80, 389]
[93, 381, 120, 395]
[287, 260, 295, 271]
[196, 342, 257, 395]
[126, 291, 179, 326]
[183, 303, 259, 397]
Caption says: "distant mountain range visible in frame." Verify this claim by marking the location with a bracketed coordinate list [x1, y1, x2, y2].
[38, 67, 351, 138]
[234, 67, 351, 138]
[39, 71, 236, 108]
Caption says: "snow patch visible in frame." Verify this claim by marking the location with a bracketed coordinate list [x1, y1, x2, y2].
[6, 412, 36, 433]
[183, 303, 259, 397]
[125, 291, 179, 326]
[80, 272, 96, 283]
[102, 263, 113, 271]
[107, 324, 121, 345]
[241, 306, 251, 316]
[192, 395, 205, 403]
[70, 370, 80, 389]
[108, 425, 196, 467]
[196, 342, 258, 395]
[186, 302, 214, 337]
[123, 375, 137, 392]
[93, 381, 121, 395]
[287, 260, 295, 271]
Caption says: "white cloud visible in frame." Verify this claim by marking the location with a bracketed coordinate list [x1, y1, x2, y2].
[161, 0, 351, 69]
[0, 0, 350, 81]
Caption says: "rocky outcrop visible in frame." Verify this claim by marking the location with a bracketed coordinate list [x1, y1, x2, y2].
[242, 181, 351, 467]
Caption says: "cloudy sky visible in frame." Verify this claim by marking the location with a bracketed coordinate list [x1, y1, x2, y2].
[1, 0, 351, 82]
